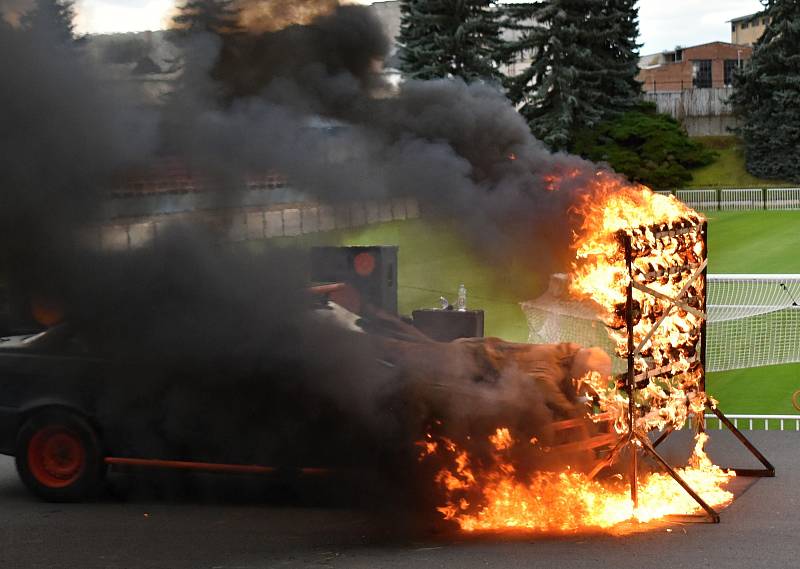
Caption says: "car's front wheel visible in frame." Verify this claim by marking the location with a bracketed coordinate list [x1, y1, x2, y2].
[15, 409, 106, 502]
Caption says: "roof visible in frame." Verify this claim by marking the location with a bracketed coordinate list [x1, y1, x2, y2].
[728, 11, 766, 23]
[660, 41, 752, 54]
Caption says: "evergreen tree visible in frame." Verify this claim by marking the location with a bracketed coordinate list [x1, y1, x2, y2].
[398, 0, 503, 83]
[21, 0, 76, 44]
[505, 0, 641, 150]
[731, 0, 800, 182]
[509, 1, 604, 151]
[594, 0, 641, 111]
[171, 0, 242, 36]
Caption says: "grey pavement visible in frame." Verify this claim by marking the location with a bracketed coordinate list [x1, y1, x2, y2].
[0, 430, 797, 569]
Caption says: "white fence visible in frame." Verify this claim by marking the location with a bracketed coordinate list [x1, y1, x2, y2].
[766, 188, 800, 210]
[675, 189, 717, 210]
[666, 187, 800, 211]
[689, 414, 800, 431]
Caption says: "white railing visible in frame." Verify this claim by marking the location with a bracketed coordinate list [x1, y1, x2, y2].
[667, 187, 800, 211]
[766, 188, 800, 210]
[720, 188, 763, 210]
[689, 414, 800, 431]
[675, 189, 718, 210]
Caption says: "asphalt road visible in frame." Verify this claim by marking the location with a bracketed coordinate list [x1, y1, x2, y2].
[0, 430, 797, 569]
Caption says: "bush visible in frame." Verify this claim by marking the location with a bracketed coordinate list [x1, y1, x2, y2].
[572, 103, 715, 189]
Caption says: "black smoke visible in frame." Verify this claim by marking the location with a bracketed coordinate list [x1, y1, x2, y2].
[162, 3, 601, 268]
[0, 1, 612, 508]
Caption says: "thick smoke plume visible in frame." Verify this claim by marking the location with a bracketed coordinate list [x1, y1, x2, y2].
[165, 3, 600, 268]
[0, 1, 616, 504]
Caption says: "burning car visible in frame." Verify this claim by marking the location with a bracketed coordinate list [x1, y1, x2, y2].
[0, 292, 613, 503]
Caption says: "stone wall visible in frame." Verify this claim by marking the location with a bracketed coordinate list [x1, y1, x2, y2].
[81, 198, 421, 252]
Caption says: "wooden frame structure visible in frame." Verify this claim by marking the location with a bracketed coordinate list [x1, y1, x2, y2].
[589, 220, 774, 523]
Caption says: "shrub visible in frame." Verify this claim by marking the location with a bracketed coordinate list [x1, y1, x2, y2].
[572, 103, 715, 189]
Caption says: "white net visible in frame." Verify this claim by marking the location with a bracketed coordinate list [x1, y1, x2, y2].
[706, 275, 800, 372]
[523, 274, 800, 373]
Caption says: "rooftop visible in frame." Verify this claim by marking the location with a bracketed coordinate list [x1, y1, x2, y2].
[728, 11, 766, 24]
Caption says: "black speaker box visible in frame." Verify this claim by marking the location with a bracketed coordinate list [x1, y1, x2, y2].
[411, 309, 485, 342]
[310, 246, 398, 314]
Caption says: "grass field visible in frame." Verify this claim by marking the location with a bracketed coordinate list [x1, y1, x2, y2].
[304, 209, 800, 415]
[687, 137, 791, 188]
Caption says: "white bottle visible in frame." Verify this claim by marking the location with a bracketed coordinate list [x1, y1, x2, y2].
[456, 283, 467, 311]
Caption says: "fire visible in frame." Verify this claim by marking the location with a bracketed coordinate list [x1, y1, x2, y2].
[421, 172, 736, 532]
[423, 428, 734, 533]
[569, 174, 704, 321]
[568, 174, 709, 434]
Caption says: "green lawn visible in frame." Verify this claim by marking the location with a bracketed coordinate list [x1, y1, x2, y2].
[707, 211, 800, 273]
[707, 364, 799, 416]
[291, 209, 800, 416]
[687, 138, 791, 188]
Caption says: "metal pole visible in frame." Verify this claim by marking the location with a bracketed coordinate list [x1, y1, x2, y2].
[624, 233, 638, 510]
[709, 406, 775, 477]
[699, 221, 708, 435]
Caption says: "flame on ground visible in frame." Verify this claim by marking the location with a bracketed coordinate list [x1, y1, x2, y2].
[421, 428, 734, 533]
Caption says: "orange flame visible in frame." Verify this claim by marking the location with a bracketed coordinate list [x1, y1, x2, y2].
[422, 172, 734, 533]
[426, 429, 734, 533]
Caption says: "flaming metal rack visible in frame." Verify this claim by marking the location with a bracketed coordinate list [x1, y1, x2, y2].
[589, 220, 774, 523]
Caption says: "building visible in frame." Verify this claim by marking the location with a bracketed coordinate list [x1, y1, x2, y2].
[637, 42, 752, 93]
[730, 11, 770, 46]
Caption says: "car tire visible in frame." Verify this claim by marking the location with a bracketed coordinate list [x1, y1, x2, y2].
[15, 409, 106, 502]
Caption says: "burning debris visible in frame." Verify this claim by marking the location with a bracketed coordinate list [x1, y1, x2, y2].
[418, 178, 752, 532]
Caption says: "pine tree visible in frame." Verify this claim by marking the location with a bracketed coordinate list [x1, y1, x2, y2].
[171, 0, 242, 36]
[398, 0, 503, 83]
[21, 0, 77, 44]
[505, 0, 641, 151]
[731, 0, 800, 182]
[594, 0, 641, 111]
[509, 0, 605, 151]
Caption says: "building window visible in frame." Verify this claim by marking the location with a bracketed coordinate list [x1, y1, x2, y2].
[724, 59, 741, 86]
[692, 60, 712, 88]
[731, 23, 737, 32]
[741, 21, 749, 29]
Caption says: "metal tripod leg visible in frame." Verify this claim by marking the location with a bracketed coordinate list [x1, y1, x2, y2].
[708, 406, 775, 477]
[635, 433, 721, 523]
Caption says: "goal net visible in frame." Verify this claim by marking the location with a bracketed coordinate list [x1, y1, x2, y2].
[523, 274, 800, 373]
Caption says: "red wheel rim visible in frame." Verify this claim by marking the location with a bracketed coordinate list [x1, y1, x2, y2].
[27, 427, 86, 488]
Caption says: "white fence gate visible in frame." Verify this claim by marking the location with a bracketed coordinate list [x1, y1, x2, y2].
[667, 187, 800, 211]
[766, 188, 800, 210]
[720, 188, 763, 210]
